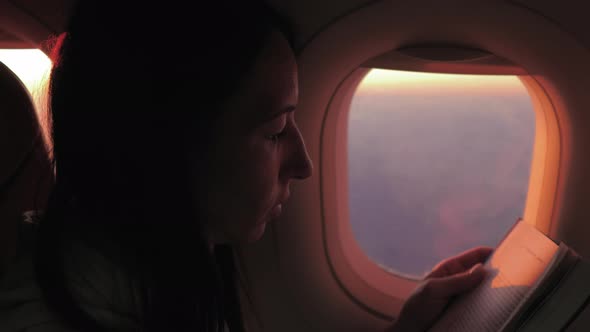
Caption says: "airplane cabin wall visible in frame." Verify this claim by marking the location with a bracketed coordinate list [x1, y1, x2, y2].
[510, 0, 590, 265]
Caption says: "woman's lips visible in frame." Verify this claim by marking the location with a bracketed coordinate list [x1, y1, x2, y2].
[267, 191, 289, 221]
[269, 203, 283, 219]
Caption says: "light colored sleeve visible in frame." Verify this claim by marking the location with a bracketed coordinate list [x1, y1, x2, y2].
[62, 239, 144, 331]
[0, 229, 142, 331]
[0, 249, 78, 332]
[22, 322, 80, 332]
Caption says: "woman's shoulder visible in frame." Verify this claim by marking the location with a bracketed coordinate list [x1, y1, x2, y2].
[0, 215, 142, 331]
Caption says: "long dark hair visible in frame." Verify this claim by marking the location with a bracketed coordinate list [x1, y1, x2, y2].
[34, 1, 294, 331]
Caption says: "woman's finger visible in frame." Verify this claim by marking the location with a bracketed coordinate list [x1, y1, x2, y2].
[427, 246, 493, 278]
[423, 263, 487, 299]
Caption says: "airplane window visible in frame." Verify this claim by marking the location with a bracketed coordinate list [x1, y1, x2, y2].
[0, 49, 51, 110]
[348, 69, 534, 278]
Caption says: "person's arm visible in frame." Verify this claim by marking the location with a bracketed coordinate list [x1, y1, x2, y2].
[383, 247, 492, 332]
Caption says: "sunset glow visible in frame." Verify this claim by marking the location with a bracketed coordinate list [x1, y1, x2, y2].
[357, 69, 527, 96]
[0, 49, 52, 95]
[348, 66, 535, 277]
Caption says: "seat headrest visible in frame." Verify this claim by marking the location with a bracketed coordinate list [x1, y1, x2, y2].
[0, 61, 44, 190]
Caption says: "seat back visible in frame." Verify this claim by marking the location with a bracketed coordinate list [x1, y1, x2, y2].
[0, 60, 53, 270]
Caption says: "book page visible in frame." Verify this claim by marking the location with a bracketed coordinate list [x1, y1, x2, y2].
[498, 243, 572, 331]
[428, 220, 559, 332]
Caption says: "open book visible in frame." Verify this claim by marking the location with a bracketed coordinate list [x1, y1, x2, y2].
[427, 219, 590, 332]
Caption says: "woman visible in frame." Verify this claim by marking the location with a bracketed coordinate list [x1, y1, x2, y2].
[0, 0, 490, 331]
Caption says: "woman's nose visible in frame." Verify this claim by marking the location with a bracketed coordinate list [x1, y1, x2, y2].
[285, 125, 313, 180]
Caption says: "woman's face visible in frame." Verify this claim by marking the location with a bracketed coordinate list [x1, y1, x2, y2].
[198, 30, 313, 245]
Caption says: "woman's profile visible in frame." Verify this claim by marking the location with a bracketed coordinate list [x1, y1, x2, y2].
[0, 1, 491, 331]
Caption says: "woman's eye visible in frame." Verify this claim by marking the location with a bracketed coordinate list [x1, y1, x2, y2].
[267, 129, 286, 142]
[265, 115, 287, 143]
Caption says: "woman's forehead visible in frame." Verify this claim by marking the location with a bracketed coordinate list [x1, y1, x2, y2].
[252, 31, 298, 101]
[225, 32, 298, 120]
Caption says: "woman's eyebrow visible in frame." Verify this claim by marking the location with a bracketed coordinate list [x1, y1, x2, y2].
[265, 104, 297, 120]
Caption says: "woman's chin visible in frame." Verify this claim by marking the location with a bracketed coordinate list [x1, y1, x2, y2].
[246, 221, 268, 243]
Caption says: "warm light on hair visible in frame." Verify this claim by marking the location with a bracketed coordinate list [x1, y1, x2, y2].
[0, 49, 51, 94]
[0, 49, 53, 150]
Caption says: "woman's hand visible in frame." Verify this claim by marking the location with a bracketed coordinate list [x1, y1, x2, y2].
[386, 246, 493, 332]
